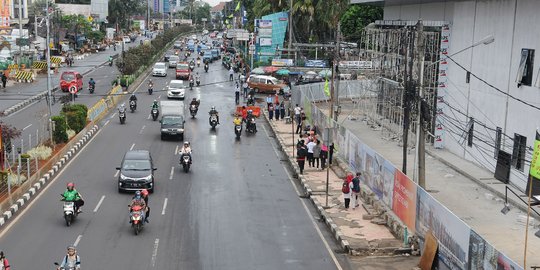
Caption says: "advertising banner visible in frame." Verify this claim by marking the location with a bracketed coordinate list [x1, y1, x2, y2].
[258, 28, 272, 37]
[338, 60, 373, 69]
[0, 0, 10, 28]
[272, 59, 293, 67]
[259, 37, 272, 47]
[305, 59, 327, 68]
[392, 170, 417, 233]
[257, 19, 272, 28]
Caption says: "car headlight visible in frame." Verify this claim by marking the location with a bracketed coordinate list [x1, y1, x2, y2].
[161, 128, 168, 132]
[120, 174, 127, 180]
[144, 175, 152, 182]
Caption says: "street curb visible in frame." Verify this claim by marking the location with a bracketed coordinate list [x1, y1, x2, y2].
[0, 124, 99, 228]
[261, 109, 351, 254]
[2, 53, 119, 117]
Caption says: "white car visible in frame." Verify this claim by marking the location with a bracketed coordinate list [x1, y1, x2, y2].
[123, 36, 131, 43]
[202, 29, 209, 35]
[167, 80, 185, 100]
[152, 62, 167, 77]
[168, 55, 179, 68]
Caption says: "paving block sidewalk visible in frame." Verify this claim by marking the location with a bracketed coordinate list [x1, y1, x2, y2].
[316, 101, 540, 267]
[266, 116, 407, 256]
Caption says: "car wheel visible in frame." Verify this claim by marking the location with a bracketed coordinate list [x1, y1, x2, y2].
[254, 88, 259, 93]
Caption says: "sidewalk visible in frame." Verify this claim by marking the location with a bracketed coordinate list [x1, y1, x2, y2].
[264, 112, 420, 267]
[315, 100, 540, 268]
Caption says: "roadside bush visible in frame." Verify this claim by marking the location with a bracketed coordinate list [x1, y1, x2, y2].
[20, 153, 30, 160]
[67, 129, 76, 139]
[62, 104, 88, 133]
[27, 145, 53, 160]
[51, 115, 68, 143]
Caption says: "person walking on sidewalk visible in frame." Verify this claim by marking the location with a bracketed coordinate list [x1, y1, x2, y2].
[295, 115, 304, 134]
[268, 102, 274, 120]
[342, 178, 353, 210]
[329, 143, 334, 165]
[351, 172, 361, 209]
[274, 102, 281, 120]
[266, 95, 273, 111]
[306, 139, 316, 167]
[320, 143, 328, 169]
[312, 140, 321, 169]
[242, 80, 248, 97]
[296, 140, 307, 174]
[294, 104, 301, 123]
[1, 72, 7, 89]
[229, 66, 234, 81]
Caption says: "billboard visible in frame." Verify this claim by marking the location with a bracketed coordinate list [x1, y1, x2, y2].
[271, 59, 293, 67]
[305, 59, 327, 68]
[259, 37, 272, 47]
[257, 19, 272, 28]
[0, 0, 9, 28]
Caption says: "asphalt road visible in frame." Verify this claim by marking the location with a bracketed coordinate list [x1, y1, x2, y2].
[0, 52, 349, 269]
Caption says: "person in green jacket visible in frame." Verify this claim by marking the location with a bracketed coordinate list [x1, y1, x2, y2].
[62, 183, 84, 213]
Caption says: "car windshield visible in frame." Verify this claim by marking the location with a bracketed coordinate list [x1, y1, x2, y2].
[155, 63, 165, 68]
[162, 116, 183, 125]
[169, 56, 179, 61]
[269, 79, 278, 85]
[169, 82, 183, 88]
[122, 160, 151, 170]
[178, 64, 189, 70]
[61, 73, 75, 81]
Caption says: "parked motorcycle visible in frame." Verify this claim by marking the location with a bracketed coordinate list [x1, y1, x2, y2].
[129, 100, 137, 113]
[190, 105, 198, 118]
[151, 108, 159, 121]
[180, 154, 191, 173]
[235, 124, 242, 139]
[129, 205, 145, 235]
[209, 115, 218, 129]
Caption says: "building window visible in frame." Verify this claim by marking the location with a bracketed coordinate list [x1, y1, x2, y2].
[516, 49, 535, 87]
[512, 133, 527, 171]
[467, 117, 474, 147]
[494, 127, 502, 158]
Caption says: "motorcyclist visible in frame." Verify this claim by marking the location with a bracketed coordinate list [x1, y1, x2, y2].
[88, 78, 96, 89]
[133, 189, 150, 223]
[108, 55, 113, 63]
[129, 93, 137, 102]
[190, 98, 200, 109]
[179, 141, 192, 163]
[246, 110, 257, 132]
[0, 251, 11, 270]
[129, 191, 147, 222]
[196, 56, 201, 66]
[204, 62, 209, 72]
[151, 100, 159, 110]
[148, 79, 153, 89]
[58, 246, 80, 270]
[233, 114, 242, 131]
[195, 72, 201, 84]
[209, 106, 220, 125]
[118, 103, 126, 114]
[62, 183, 84, 213]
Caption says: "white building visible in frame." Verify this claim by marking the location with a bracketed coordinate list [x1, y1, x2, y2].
[355, 0, 540, 192]
[56, 0, 108, 22]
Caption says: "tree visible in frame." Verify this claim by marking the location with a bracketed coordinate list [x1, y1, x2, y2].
[194, 3, 211, 26]
[0, 122, 21, 154]
[340, 5, 382, 41]
[108, 0, 144, 30]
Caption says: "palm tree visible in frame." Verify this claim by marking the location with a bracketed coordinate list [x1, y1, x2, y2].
[291, 0, 316, 42]
[315, 0, 349, 41]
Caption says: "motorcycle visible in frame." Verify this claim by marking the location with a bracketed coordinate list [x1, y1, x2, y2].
[189, 63, 195, 71]
[180, 154, 191, 173]
[189, 79, 194, 90]
[89, 84, 95, 94]
[54, 262, 76, 270]
[246, 118, 257, 134]
[209, 114, 218, 129]
[148, 84, 153, 95]
[129, 100, 137, 113]
[247, 95, 255, 106]
[119, 110, 126, 124]
[204, 64, 209, 73]
[61, 200, 78, 227]
[197, 60, 201, 67]
[190, 105, 198, 118]
[129, 205, 145, 235]
[109, 59, 113, 67]
[235, 124, 242, 139]
[151, 108, 159, 121]
[196, 78, 200, 87]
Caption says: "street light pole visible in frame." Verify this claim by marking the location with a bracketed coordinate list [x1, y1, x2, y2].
[45, 0, 54, 148]
[17, 0, 23, 64]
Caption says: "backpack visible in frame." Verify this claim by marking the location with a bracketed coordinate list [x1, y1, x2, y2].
[352, 177, 360, 193]
[341, 180, 350, 194]
[297, 146, 307, 157]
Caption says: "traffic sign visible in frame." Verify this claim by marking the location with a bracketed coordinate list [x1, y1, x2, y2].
[69, 84, 78, 94]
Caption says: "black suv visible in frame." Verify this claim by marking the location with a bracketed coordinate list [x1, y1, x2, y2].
[116, 150, 156, 193]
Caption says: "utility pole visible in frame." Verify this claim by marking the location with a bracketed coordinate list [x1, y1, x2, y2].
[415, 20, 426, 188]
[17, 0, 23, 64]
[333, 22, 341, 122]
[146, 0, 150, 32]
[288, 0, 292, 59]
[45, 0, 54, 148]
[402, 27, 415, 175]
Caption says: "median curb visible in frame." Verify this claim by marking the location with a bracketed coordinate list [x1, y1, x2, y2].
[260, 108, 351, 253]
[0, 124, 99, 228]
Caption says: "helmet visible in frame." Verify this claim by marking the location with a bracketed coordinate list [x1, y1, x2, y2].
[183, 141, 190, 146]
[153, 99, 157, 103]
[67, 182, 74, 189]
[211, 106, 215, 110]
[134, 190, 141, 199]
[131, 93, 135, 97]
[141, 189, 149, 196]
[192, 98, 196, 101]
[67, 246, 76, 251]
[90, 78, 94, 80]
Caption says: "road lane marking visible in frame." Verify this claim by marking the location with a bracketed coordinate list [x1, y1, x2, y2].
[73, 234, 82, 247]
[93, 195, 105, 212]
[174, 145, 179, 155]
[147, 114, 151, 120]
[139, 125, 146, 134]
[264, 124, 344, 270]
[104, 120, 110, 126]
[130, 143, 135, 150]
[161, 198, 168, 215]
[151, 238, 159, 268]
[0, 127, 105, 240]
[114, 170, 119, 178]
[22, 124, 32, 130]
[111, 112, 116, 118]
[169, 166, 174, 180]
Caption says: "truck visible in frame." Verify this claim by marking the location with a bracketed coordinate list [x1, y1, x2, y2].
[159, 101, 185, 140]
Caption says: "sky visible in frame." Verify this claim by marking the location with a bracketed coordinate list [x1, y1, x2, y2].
[202, 0, 229, 7]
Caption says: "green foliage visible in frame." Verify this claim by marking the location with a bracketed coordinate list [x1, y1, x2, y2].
[340, 5, 383, 41]
[61, 104, 88, 133]
[51, 115, 68, 143]
[20, 153, 31, 159]
[108, 0, 145, 29]
[87, 30, 105, 43]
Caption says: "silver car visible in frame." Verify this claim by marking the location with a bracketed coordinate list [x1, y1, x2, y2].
[167, 80, 185, 100]
[152, 62, 167, 77]
[168, 55, 179, 68]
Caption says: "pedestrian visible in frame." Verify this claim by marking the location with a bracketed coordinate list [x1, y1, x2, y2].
[342, 177, 353, 210]
[266, 95, 273, 111]
[313, 140, 321, 169]
[280, 101, 286, 119]
[283, 97, 291, 117]
[274, 102, 280, 120]
[294, 104, 301, 124]
[229, 66, 234, 81]
[295, 115, 303, 134]
[306, 138, 316, 167]
[320, 143, 328, 169]
[0, 251, 10, 270]
[296, 140, 307, 174]
[274, 93, 280, 106]
[242, 79, 248, 97]
[235, 82, 240, 104]
[329, 143, 334, 164]
[1, 72, 7, 89]
[351, 172, 361, 209]
[268, 102, 274, 120]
